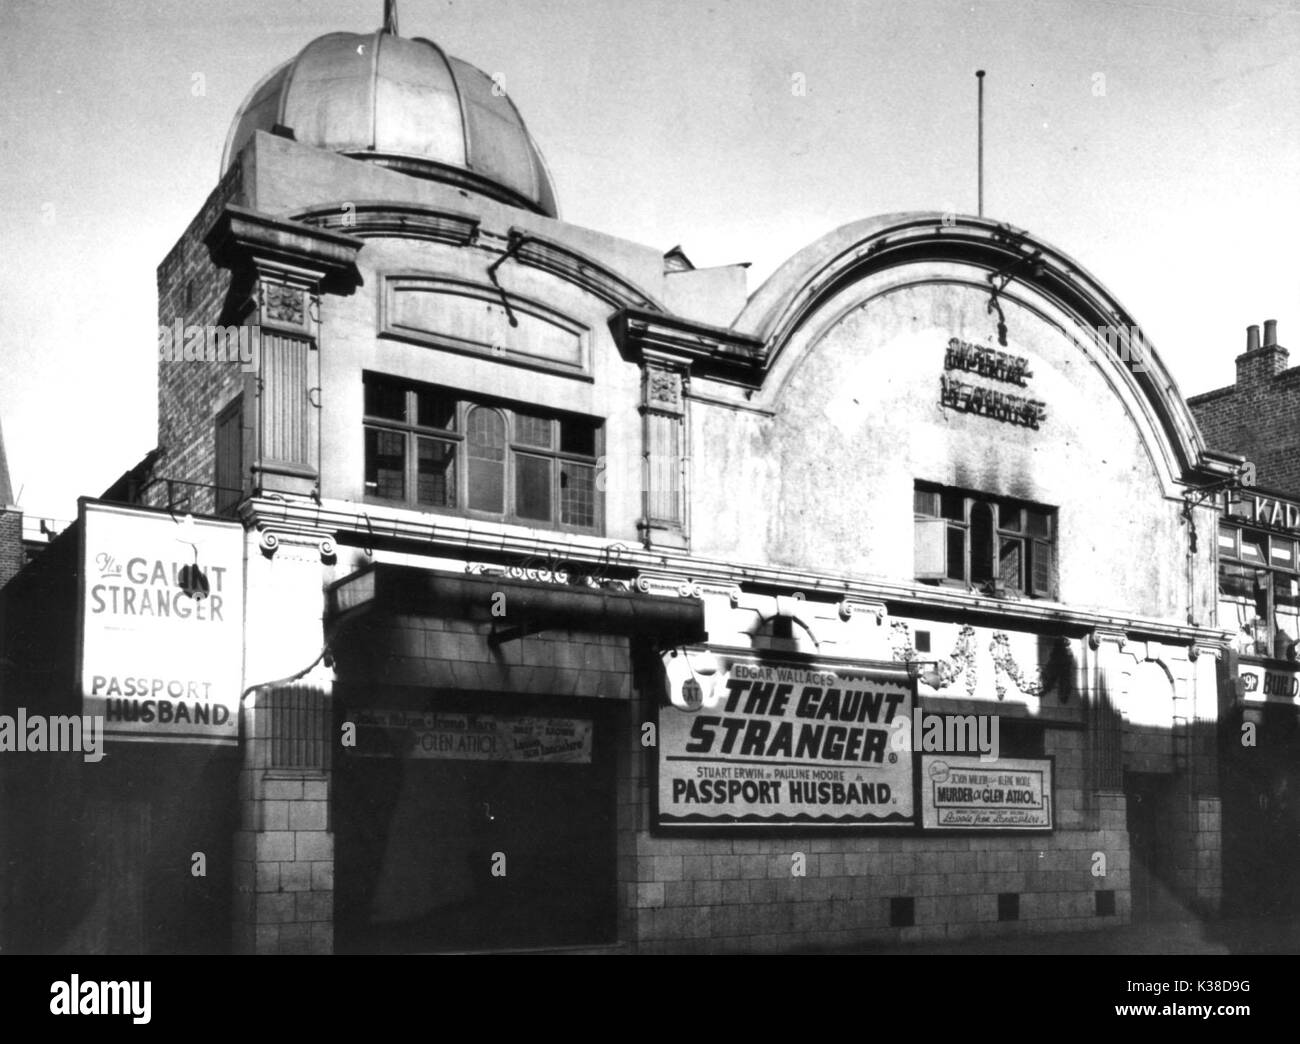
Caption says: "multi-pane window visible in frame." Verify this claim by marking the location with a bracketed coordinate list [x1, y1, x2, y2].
[1219, 522, 1300, 661]
[363, 373, 602, 533]
[914, 484, 1055, 597]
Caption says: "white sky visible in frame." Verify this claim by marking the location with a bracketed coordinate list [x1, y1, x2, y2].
[2, 0, 1298, 520]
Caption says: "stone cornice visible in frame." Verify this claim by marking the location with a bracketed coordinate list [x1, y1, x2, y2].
[205, 204, 364, 294]
[507, 229, 663, 313]
[611, 308, 768, 387]
[241, 495, 1235, 649]
[292, 201, 480, 246]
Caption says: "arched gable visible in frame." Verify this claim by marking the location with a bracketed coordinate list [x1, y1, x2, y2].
[732, 213, 1212, 496]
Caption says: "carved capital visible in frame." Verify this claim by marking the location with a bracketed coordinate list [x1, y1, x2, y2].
[1088, 628, 1128, 651]
[1189, 642, 1224, 662]
[642, 364, 685, 414]
[838, 598, 887, 624]
[636, 572, 695, 598]
[260, 282, 307, 329]
[258, 527, 335, 563]
[691, 581, 742, 602]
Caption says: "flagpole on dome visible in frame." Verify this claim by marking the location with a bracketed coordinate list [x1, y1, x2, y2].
[383, 0, 399, 36]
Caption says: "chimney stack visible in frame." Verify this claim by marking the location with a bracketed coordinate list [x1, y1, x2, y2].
[1237, 319, 1288, 387]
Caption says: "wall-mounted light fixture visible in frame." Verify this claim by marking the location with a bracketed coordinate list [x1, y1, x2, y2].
[904, 658, 945, 689]
[661, 647, 721, 711]
[170, 511, 212, 600]
[731, 591, 821, 648]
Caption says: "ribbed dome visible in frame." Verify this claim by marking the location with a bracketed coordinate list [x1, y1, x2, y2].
[222, 30, 558, 217]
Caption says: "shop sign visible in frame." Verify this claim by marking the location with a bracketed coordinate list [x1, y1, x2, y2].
[1238, 664, 1300, 703]
[1227, 493, 1300, 534]
[920, 755, 1053, 830]
[79, 501, 244, 745]
[657, 656, 913, 827]
[350, 710, 593, 763]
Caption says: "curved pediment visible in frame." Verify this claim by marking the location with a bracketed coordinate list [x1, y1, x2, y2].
[292, 201, 667, 314]
[732, 213, 1213, 493]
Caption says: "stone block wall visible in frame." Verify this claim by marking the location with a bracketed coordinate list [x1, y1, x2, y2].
[616, 684, 1131, 953]
[347, 615, 632, 698]
[232, 691, 334, 956]
[1165, 791, 1223, 917]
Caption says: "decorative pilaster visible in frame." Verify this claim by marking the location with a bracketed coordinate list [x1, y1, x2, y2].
[205, 204, 363, 501]
[638, 356, 689, 549]
[1085, 628, 1127, 827]
[610, 309, 767, 553]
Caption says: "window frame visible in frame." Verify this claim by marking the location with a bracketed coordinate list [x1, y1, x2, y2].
[362, 374, 604, 536]
[914, 483, 1056, 599]
[1219, 520, 1300, 663]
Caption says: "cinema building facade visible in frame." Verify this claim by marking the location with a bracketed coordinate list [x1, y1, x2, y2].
[0, 19, 1243, 953]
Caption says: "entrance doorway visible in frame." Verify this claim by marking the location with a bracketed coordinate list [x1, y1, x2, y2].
[1124, 772, 1184, 922]
[336, 696, 618, 952]
[1222, 704, 1300, 916]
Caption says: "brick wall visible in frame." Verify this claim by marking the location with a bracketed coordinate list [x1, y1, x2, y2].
[0, 511, 22, 591]
[149, 162, 247, 515]
[1189, 349, 1300, 493]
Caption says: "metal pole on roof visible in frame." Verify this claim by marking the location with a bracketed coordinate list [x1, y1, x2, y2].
[976, 70, 986, 217]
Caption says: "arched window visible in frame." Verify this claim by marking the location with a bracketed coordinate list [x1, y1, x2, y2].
[466, 406, 506, 513]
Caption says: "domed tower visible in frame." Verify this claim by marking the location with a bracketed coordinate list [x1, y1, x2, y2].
[153, 4, 599, 517]
[221, 20, 558, 217]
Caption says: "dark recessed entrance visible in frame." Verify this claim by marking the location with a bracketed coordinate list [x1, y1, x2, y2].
[335, 691, 618, 953]
[1124, 772, 1183, 922]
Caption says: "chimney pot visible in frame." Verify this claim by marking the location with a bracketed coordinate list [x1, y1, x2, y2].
[1247, 324, 1261, 352]
[1264, 319, 1278, 348]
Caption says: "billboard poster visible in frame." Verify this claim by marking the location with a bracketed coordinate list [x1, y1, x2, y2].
[657, 655, 914, 826]
[350, 710, 593, 763]
[920, 755, 1053, 830]
[79, 501, 245, 745]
